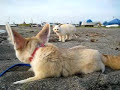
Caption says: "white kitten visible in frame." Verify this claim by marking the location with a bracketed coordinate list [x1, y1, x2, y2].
[53, 24, 77, 42]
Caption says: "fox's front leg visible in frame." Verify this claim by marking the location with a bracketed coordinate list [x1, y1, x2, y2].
[13, 76, 43, 84]
[28, 68, 33, 71]
[13, 72, 45, 84]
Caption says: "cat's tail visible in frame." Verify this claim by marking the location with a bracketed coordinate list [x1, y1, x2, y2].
[102, 54, 120, 69]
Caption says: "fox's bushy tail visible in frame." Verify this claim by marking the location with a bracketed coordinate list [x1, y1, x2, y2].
[102, 54, 120, 69]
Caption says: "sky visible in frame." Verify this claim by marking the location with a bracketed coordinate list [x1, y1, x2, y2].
[0, 0, 120, 25]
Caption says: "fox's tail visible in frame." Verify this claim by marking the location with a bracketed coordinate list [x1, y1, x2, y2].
[102, 54, 120, 69]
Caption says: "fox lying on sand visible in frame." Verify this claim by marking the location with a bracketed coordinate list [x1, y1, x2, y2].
[6, 24, 120, 84]
[53, 24, 76, 42]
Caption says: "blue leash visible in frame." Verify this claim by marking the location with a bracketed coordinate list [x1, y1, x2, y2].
[0, 63, 31, 77]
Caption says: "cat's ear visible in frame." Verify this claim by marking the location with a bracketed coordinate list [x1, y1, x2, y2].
[58, 24, 62, 27]
[36, 24, 50, 44]
[6, 23, 26, 49]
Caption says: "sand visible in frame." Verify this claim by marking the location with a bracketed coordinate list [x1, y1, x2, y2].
[0, 26, 120, 90]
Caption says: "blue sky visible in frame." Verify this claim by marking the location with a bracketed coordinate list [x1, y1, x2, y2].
[0, 0, 120, 24]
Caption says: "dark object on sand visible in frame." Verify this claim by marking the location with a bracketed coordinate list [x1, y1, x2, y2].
[0, 63, 31, 77]
[90, 38, 98, 42]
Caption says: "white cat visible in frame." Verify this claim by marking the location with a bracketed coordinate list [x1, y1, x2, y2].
[53, 24, 77, 42]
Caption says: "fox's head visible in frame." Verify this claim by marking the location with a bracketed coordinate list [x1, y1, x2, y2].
[6, 24, 50, 63]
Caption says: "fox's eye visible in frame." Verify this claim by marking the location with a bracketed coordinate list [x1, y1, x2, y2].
[54, 29, 56, 30]
[57, 29, 59, 30]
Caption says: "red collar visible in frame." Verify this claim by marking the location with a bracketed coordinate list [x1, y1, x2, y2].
[29, 43, 45, 62]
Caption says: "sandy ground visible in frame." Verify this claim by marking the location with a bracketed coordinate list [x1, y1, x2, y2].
[0, 26, 120, 90]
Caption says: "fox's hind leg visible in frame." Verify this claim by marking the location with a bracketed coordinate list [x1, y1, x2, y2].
[81, 62, 105, 74]
[81, 63, 96, 74]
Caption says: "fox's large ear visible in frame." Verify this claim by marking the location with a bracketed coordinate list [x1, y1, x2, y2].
[36, 24, 50, 44]
[6, 23, 26, 49]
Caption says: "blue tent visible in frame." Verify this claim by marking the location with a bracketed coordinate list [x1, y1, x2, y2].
[103, 21, 108, 26]
[107, 18, 120, 25]
[86, 19, 92, 23]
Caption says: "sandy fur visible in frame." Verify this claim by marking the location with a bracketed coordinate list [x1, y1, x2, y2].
[13, 42, 105, 84]
[31, 43, 105, 76]
[103, 54, 120, 69]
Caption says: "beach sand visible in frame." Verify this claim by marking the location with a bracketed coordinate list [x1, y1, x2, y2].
[0, 26, 120, 90]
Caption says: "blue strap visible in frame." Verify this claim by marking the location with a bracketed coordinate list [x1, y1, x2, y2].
[0, 63, 31, 77]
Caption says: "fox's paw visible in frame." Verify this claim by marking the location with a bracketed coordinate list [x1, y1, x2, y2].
[13, 81, 24, 84]
[28, 68, 33, 71]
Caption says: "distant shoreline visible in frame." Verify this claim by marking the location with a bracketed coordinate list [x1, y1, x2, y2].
[0, 25, 5, 26]
[0, 25, 5, 30]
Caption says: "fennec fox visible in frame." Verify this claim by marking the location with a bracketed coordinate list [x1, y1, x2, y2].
[53, 24, 76, 42]
[5, 24, 120, 84]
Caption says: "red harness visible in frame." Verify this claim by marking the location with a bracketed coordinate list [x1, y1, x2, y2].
[29, 44, 45, 62]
